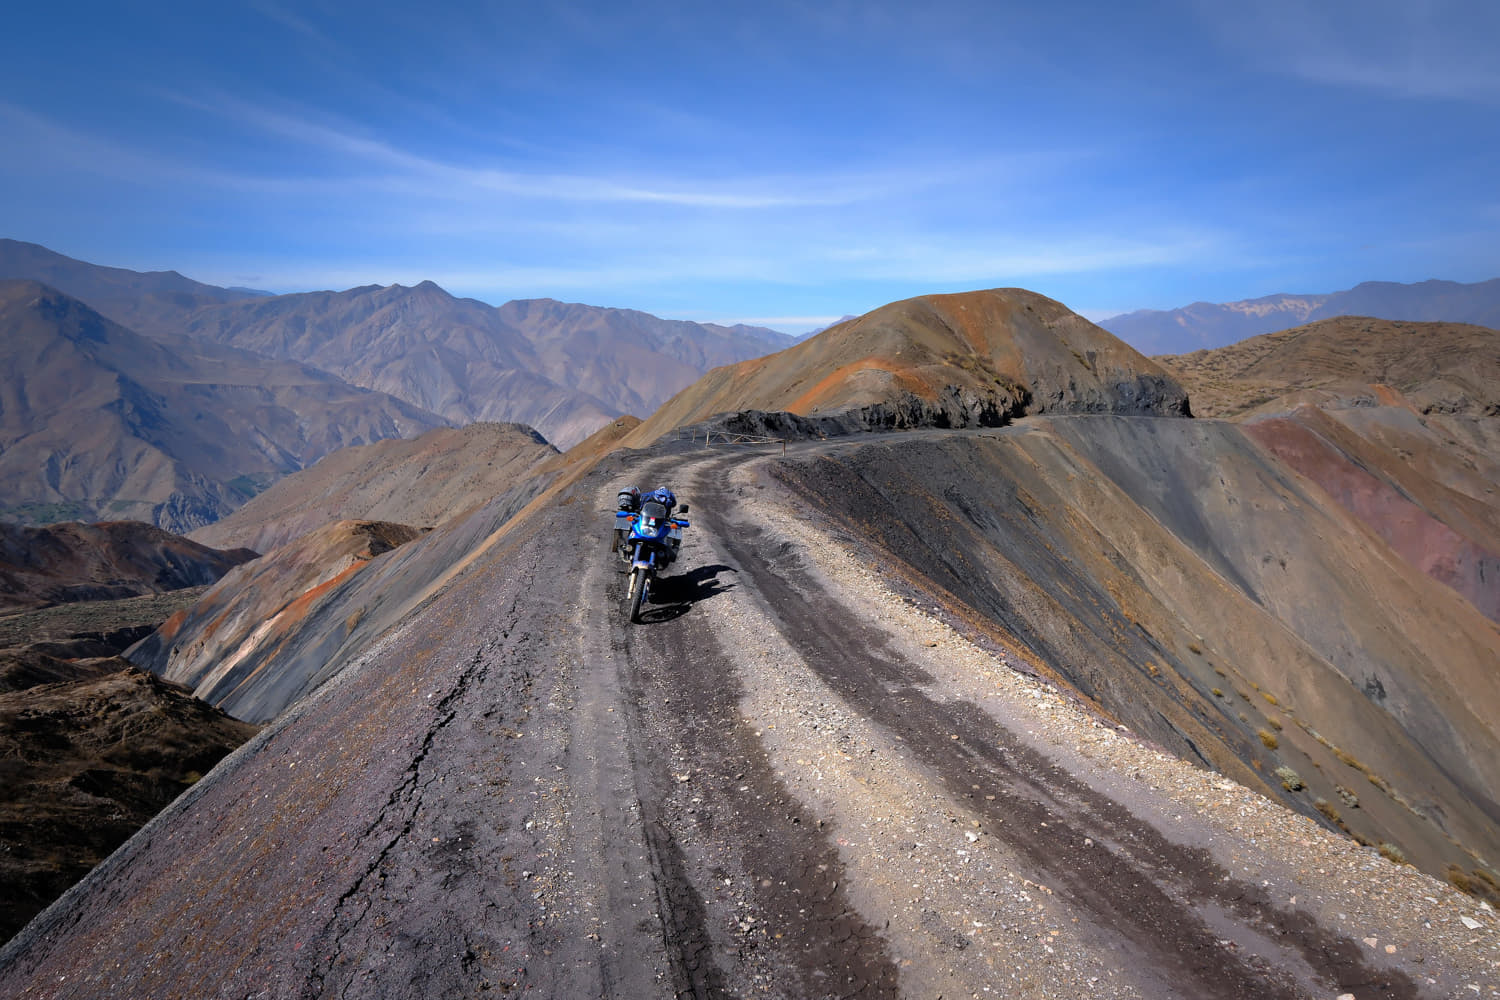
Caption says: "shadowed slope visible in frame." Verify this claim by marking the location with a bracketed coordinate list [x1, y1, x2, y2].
[627, 288, 1189, 445]
[774, 417, 1500, 889]
[189, 423, 559, 553]
[0, 521, 255, 613]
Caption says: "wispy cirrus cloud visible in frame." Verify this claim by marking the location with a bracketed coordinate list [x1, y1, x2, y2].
[154, 89, 968, 209]
[0, 99, 350, 194]
[1197, 0, 1500, 102]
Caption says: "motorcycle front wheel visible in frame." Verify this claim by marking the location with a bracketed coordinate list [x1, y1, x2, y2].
[629, 566, 649, 623]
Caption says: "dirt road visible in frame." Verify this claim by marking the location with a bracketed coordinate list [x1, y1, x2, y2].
[1, 435, 1493, 998]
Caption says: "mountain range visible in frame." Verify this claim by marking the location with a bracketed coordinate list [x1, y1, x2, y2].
[1101, 276, 1500, 354]
[0, 279, 445, 531]
[0, 239, 792, 450]
[2, 265, 1499, 994]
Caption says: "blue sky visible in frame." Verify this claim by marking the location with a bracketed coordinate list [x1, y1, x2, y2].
[2, 1, 1497, 332]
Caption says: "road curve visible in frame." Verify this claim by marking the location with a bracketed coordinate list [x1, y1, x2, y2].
[0, 436, 1487, 998]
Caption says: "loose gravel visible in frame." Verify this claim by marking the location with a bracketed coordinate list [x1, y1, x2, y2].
[708, 456, 1499, 998]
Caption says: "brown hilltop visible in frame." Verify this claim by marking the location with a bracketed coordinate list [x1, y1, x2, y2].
[1155, 315, 1500, 419]
[626, 287, 1188, 445]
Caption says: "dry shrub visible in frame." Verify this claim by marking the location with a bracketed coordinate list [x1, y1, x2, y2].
[1258, 730, 1279, 750]
[1275, 766, 1303, 791]
[1378, 843, 1407, 865]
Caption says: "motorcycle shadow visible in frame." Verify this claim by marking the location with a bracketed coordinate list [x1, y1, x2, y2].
[636, 563, 738, 624]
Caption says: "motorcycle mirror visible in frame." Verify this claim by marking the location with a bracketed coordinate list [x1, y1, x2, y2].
[678, 504, 690, 514]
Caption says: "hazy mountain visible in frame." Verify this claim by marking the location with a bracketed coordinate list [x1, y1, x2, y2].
[797, 314, 858, 339]
[1101, 276, 1500, 354]
[0, 241, 794, 449]
[0, 239, 270, 338]
[178, 286, 792, 448]
[495, 297, 792, 420]
[0, 280, 446, 531]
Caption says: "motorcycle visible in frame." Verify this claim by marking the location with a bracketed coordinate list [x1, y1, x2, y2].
[613, 499, 689, 623]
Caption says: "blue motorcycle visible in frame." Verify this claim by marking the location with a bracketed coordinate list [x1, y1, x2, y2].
[614, 497, 689, 623]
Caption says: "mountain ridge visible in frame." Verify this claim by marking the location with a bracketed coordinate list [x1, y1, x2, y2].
[0, 280, 447, 531]
[1102, 276, 1500, 354]
[0, 240, 795, 450]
